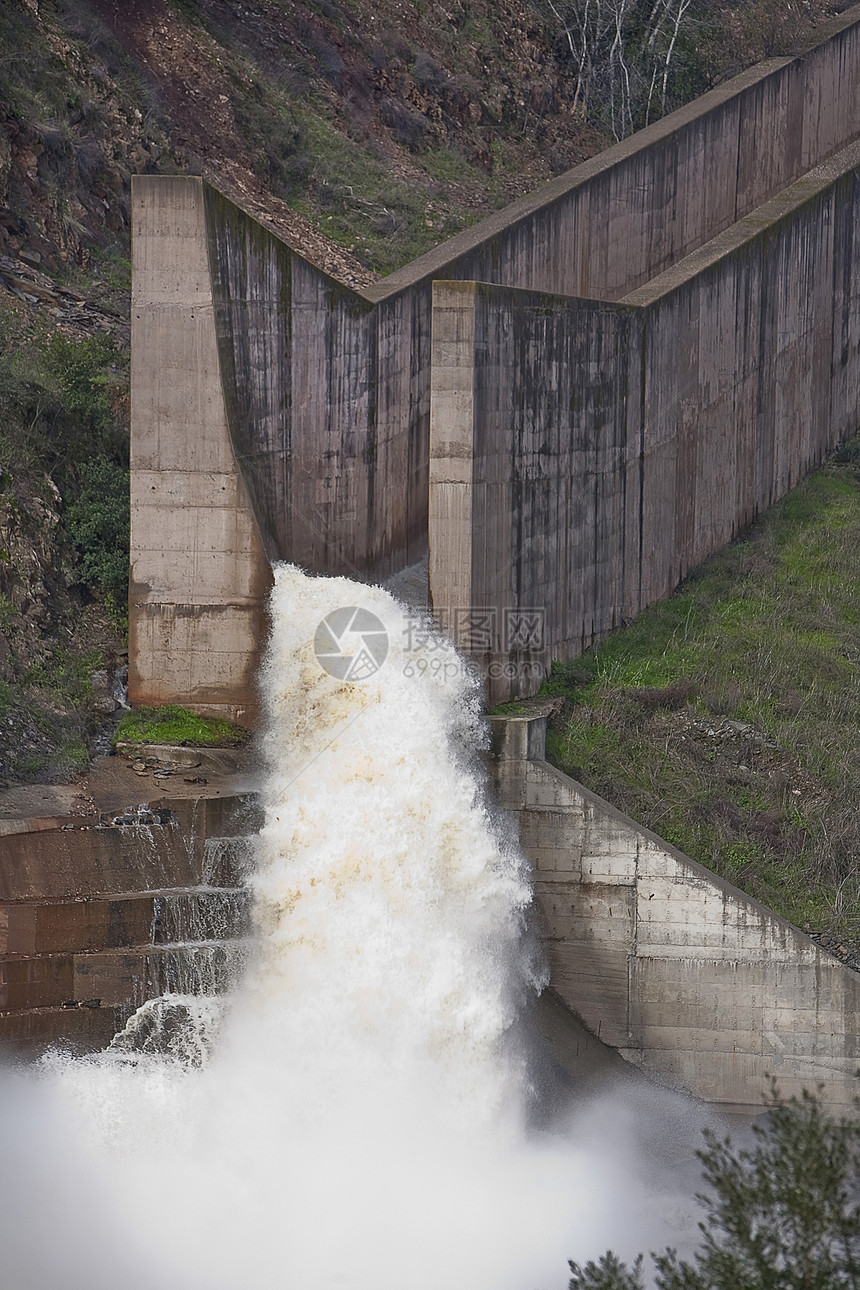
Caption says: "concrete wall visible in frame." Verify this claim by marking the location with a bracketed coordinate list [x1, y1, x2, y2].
[130, 177, 272, 723]
[490, 714, 860, 1111]
[131, 6, 860, 713]
[430, 140, 860, 701]
[0, 792, 254, 1055]
[371, 3, 860, 304]
[203, 187, 429, 579]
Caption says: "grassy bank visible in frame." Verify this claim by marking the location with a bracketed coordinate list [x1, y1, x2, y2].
[540, 440, 860, 954]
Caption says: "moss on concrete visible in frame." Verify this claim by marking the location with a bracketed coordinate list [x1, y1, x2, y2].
[113, 706, 249, 750]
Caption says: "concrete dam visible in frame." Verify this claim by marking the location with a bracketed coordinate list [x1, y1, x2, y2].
[3, 0, 860, 1171]
[130, 3, 860, 717]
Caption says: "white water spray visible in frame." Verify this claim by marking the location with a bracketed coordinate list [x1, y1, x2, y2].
[5, 565, 710, 1290]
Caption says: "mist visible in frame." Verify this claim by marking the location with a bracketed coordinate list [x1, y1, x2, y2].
[1, 566, 726, 1289]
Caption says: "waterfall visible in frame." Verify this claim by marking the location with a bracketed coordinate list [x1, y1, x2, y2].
[7, 565, 702, 1290]
[245, 564, 546, 1120]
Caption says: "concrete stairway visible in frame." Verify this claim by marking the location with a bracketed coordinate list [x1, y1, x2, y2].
[0, 791, 260, 1056]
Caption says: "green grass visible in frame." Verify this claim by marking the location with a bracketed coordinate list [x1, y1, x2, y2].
[541, 440, 860, 949]
[114, 705, 250, 749]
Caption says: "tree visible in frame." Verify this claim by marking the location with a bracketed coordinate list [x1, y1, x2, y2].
[546, 0, 835, 142]
[568, 1251, 644, 1289]
[567, 1082, 860, 1290]
[547, 0, 698, 139]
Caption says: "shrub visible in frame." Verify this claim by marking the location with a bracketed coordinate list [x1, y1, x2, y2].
[64, 454, 129, 600]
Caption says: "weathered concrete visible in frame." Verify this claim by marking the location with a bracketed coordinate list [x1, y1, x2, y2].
[490, 714, 860, 1111]
[130, 176, 272, 724]
[131, 6, 860, 715]
[370, 4, 860, 305]
[430, 139, 860, 700]
[0, 781, 256, 1056]
[0, 1005, 127, 1055]
[0, 810, 252, 902]
[0, 889, 248, 956]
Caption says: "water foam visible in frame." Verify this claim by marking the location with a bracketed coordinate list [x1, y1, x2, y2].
[7, 564, 706, 1290]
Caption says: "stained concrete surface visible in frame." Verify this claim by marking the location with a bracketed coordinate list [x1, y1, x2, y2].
[489, 713, 860, 1111]
[131, 6, 860, 715]
[0, 751, 259, 1056]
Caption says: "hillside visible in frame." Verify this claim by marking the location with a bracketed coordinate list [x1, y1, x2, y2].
[0, 0, 840, 787]
[540, 441, 860, 958]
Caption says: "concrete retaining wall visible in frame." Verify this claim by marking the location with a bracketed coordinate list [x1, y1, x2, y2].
[0, 792, 255, 1055]
[490, 714, 860, 1110]
[131, 6, 860, 716]
[371, 4, 860, 304]
[431, 141, 860, 701]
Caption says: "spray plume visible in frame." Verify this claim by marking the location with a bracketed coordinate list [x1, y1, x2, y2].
[2, 566, 711, 1289]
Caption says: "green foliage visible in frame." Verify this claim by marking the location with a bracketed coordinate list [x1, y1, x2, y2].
[571, 1084, 860, 1290]
[287, 102, 479, 276]
[0, 326, 127, 483]
[23, 647, 100, 704]
[0, 646, 113, 785]
[103, 589, 129, 637]
[569, 1251, 644, 1289]
[114, 705, 250, 749]
[64, 454, 130, 599]
[543, 442, 860, 949]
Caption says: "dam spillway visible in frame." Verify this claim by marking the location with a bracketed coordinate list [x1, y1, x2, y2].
[3, 17, 860, 1279]
[129, 4, 860, 717]
[1, 566, 697, 1290]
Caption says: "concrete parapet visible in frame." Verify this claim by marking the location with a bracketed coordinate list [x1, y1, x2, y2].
[489, 713, 860, 1110]
[432, 137, 860, 701]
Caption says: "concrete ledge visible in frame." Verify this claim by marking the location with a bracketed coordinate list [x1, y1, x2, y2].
[0, 1004, 131, 1057]
[114, 742, 249, 774]
[0, 888, 248, 957]
[623, 136, 860, 307]
[72, 943, 244, 1009]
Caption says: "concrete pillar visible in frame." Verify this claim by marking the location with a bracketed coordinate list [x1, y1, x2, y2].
[428, 281, 476, 649]
[129, 176, 272, 725]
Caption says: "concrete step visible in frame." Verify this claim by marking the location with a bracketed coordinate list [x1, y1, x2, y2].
[0, 954, 74, 1010]
[0, 888, 249, 955]
[72, 942, 246, 1009]
[160, 793, 263, 840]
[0, 820, 255, 901]
[1, 937, 247, 1011]
[0, 1003, 131, 1057]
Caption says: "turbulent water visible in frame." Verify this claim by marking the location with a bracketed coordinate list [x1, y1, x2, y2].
[0, 565, 708, 1290]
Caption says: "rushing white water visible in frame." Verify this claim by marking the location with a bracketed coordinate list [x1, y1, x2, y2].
[2, 565, 710, 1290]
